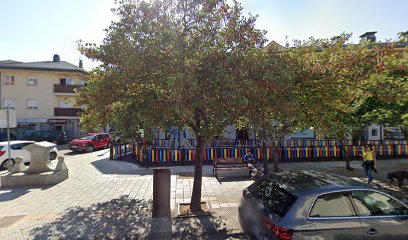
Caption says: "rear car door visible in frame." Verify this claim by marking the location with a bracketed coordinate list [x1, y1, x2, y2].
[92, 135, 103, 148]
[306, 192, 365, 240]
[351, 190, 408, 240]
[103, 134, 111, 147]
[99, 134, 108, 148]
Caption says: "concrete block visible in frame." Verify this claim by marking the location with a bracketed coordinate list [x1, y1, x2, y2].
[0, 169, 69, 187]
[10, 157, 27, 173]
[54, 156, 67, 172]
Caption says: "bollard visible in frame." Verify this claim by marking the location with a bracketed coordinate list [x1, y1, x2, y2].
[152, 168, 171, 218]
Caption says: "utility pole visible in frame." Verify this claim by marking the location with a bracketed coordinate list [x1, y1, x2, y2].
[6, 105, 11, 162]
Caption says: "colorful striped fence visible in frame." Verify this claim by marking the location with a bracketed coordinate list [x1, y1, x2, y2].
[110, 140, 408, 163]
[111, 142, 134, 159]
[395, 144, 408, 155]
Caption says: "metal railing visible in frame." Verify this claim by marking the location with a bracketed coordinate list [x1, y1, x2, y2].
[110, 139, 408, 166]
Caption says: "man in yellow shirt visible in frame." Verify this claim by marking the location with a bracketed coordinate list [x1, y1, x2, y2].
[362, 144, 376, 184]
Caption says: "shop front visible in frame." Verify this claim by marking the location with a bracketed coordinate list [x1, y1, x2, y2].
[48, 119, 80, 140]
[14, 118, 48, 139]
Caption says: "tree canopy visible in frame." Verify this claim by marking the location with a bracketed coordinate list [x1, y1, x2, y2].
[77, 0, 407, 209]
[78, 0, 267, 210]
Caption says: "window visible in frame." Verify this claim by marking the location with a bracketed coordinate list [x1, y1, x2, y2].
[309, 193, 356, 218]
[27, 99, 38, 110]
[3, 75, 16, 85]
[27, 76, 38, 86]
[351, 191, 408, 216]
[3, 100, 15, 109]
[371, 129, 378, 137]
[60, 78, 73, 85]
[253, 179, 297, 217]
[11, 142, 32, 150]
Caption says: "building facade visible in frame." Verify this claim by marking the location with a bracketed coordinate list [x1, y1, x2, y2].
[0, 55, 87, 140]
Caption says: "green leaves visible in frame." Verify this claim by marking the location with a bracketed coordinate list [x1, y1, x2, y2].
[77, 0, 267, 140]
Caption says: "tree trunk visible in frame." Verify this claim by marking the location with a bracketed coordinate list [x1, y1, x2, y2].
[262, 139, 268, 175]
[190, 135, 204, 211]
[273, 138, 279, 172]
[341, 141, 353, 171]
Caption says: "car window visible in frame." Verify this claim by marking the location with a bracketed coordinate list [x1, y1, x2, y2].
[81, 136, 94, 140]
[351, 191, 408, 216]
[21, 143, 33, 148]
[309, 192, 356, 218]
[11, 143, 23, 150]
[253, 179, 297, 217]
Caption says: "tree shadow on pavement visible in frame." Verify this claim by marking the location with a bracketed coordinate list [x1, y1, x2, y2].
[145, 214, 246, 239]
[170, 214, 246, 240]
[91, 159, 152, 176]
[30, 194, 245, 239]
[30, 195, 153, 239]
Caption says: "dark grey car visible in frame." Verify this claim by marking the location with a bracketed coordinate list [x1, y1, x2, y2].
[239, 170, 408, 240]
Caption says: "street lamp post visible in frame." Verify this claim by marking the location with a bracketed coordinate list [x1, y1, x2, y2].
[6, 103, 15, 166]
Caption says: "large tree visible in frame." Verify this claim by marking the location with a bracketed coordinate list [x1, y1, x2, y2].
[350, 38, 408, 136]
[243, 34, 401, 171]
[280, 35, 402, 169]
[78, 0, 266, 211]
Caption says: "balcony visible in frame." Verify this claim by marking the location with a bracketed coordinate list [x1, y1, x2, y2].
[53, 84, 82, 94]
[54, 108, 83, 117]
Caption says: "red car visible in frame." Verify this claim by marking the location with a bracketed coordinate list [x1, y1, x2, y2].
[69, 133, 112, 152]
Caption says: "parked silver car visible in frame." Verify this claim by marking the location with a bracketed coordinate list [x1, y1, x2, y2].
[239, 170, 408, 239]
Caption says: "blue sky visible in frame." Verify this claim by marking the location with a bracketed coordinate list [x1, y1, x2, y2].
[0, 0, 407, 70]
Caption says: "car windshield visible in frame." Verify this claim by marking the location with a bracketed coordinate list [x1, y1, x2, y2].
[81, 136, 95, 140]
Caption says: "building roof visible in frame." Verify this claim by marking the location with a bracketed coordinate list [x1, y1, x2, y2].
[264, 40, 287, 51]
[359, 31, 377, 38]
[0, 60, 22, 64]
[0, 60, 87, 74]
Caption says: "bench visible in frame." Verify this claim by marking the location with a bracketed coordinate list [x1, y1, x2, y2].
[213, 158, 249, 178]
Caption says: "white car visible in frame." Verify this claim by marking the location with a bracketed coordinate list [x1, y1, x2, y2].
[0, 141, 58, 170]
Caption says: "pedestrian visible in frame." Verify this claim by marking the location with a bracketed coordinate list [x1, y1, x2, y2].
[361, 144, 377, 184]
[243, 149, 260, 180]
[243, 149, 255, 164]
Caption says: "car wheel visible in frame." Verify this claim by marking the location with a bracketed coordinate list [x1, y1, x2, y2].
[86, 145, 94, 152]
[1, 159, 15, 170]
[50, 152, 57, 160]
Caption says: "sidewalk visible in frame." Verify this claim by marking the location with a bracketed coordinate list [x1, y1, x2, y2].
[1, 152, 407, 239]
[0, 150, 250, 239]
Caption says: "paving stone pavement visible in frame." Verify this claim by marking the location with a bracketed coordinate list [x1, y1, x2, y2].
[1, 149, 407, 239]
[0, 149, 251, 239]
